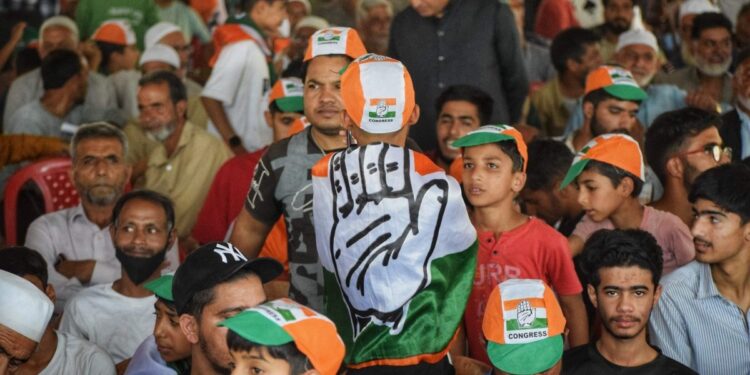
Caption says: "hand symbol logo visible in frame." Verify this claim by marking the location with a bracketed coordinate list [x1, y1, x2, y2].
[516, 300, 535, 328]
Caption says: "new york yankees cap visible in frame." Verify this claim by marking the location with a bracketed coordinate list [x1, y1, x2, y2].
[173, 242, 283, 315]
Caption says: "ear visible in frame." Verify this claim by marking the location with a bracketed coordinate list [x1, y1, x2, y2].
[167, 227, 178, 250]
[511, 171, 527, 193]
[653, 283, 663, 305]
[45, 284, 57, 304]
[179, 314, 200, 344]
[665, 156, 684, 180]
[565, 57, 579, 74]
[341, 110, 354, 130]
[407, 104, 421, 126]
[264, 111, 273, 129]
[109, 222, 117, 237]
[176, 100, 188, 120]
[582, 101, 594, 120]
[587, 284, 598, 309]
[617, 176, 634, 197]
[300, 370, 321, 375]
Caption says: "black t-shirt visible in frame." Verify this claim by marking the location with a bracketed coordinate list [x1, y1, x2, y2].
[562, 343, 697, 375]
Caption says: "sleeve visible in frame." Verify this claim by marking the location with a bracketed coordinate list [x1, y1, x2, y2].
[668, 217, 695, 267]
[258, 218, 289, 280]
[243, 151, 283, 225]
[3, 78, 31, 127]
[494, 2, 529, 123]
[189, 7, 212, 43]
[201, 42, 251, 105]
[544, 228, 583, 295]
[90, 258, 122, 285]
[6, 109, 51, 136]
[59, 298, 89, 340]
[648, 289, 694, 368]
[564, 101, 585, 136]
[84, 346, 117, 375]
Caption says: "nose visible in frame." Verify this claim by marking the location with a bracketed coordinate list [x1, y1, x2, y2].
[154, 318, 166, 338]
[616, 293, 634, 313]
[577, 189, 588, 206]
[449, 121, 462, 138]
[691, 216, 709, 239]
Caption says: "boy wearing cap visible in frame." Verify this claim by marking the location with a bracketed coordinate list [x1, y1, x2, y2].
[92, 20, 143, 120]
[566, 229, 696, 374]
[483, 279, 567, 375]
[453, 125, 588, 365]
[220, 298, 344, 375]
[564, 134, 694, 275]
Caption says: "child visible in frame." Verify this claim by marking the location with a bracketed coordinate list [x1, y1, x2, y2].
[453, 125, 588, 365]
[219, 298, 344, 375]
[563, 133, 694, 275]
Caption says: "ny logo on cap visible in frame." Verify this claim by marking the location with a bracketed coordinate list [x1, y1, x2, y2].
[213, 243, 248, 264]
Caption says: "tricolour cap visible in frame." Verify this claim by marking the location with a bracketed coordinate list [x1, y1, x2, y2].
[340, 53, 415, 134]
[92, 20, 136, 46]
[219, 298, 345, 375]
[560, 133, 645, 189]
[451, 125, 528, 172]
[0, 270, 54, 342]
[269, 77, 304, 113]
[616, 28, 658, 53]
[289, 115, 311, 135]
[144, 273, 174, 302]
[584, 65, 647, 100]
[679, 0, 719, 20]
[172, 242, 283, 315]
[145, 22, 182, 49]
[139, 44, 180, 69]
[483, 279, 566, 375]
[303, 27, 366, 61]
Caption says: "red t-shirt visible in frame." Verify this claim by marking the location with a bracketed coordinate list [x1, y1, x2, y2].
[464, 217, 582, 365]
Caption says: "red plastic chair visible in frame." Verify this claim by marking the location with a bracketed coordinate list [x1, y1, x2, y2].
[4, 158, 78, 245]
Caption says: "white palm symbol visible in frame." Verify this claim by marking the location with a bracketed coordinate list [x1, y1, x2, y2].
[375, 100, 388, 117]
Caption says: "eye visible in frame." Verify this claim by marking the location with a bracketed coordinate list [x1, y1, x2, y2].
[487, 162, 498, 169]
[463, 161, 474, 169]
[634, 290, 646, 297]
[710, 215, 721, 224]
[605, 290, 618, 297]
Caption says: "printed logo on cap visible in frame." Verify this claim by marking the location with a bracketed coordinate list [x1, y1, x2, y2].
[368, 98, 397, 121]
[317, 28, 342, 44]
[213, 243, 248, 264]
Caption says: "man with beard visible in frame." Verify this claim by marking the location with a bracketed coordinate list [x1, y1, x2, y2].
[26, 123, 178, 311]
[591, 0, 634, 62]
[563, 229, 696, 375]
[720, 48, 750, 162]
[649, 163, 750, 374]
[646, 108, 731, 226]
[672, 0, 719, 69]
[59, 190, 176, 368]
[135, 71, 232, 241]
[655, 12, 734, 110]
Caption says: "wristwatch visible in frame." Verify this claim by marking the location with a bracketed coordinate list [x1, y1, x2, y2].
[228, 135, 242, 148]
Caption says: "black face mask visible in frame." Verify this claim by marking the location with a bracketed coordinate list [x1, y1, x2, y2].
[116, 246, 167, 285]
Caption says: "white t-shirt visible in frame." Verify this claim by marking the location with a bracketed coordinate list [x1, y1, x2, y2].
[40, 331, 116, 375]
[202, 40, 272, 152]
[59, 283, 156, 363]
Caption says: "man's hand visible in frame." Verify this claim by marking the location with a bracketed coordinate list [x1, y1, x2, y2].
[55, 255, 95, 284]
[9, 22, 26, 46]
[79, 41, 102, 72]
[685, 91, 720, 112]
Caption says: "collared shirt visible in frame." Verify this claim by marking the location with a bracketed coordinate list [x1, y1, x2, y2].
[649, 261, 750, 375]
[735, 108, 750, 159]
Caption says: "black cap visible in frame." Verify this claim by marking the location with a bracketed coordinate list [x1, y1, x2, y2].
[172, 242, 282, 315]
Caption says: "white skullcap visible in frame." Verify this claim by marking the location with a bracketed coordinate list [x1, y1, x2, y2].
[289, 0, 312, 14]
[294, 16, 330, 33]
[679, 0, 720, 20]
[145, 22, 182, 49]
[0, 270, 53, 342]
[140, 44, 181, 68]
[616, 28, 658, 52]
[40, 16, 79, 44]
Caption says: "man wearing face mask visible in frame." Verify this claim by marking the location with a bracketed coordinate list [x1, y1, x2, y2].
[59, 189, 177, 367]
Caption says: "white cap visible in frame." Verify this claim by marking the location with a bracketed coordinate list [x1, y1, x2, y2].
[679, 0, 720, 20]
[616, 28, 658, 52]
[0, 270, 53, 342]
[145, 22, 183, 49]
[40, 16, 79, 44]
[140, 44, 181, 68]
[294, 16, 329, 33]
[289, 0, 312, 14]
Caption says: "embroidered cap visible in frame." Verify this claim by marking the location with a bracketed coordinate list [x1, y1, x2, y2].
[560, 133, 645, 189]
[92, 20, 136, 46]
[616, 28, 659, 53]
[145, 22, 182, 49]
[584, 65, 648, 100]
[303, 27, 366, 61]
[139, 44, 181, 69]
[679, 0, 719, 20]
[0, 270, 54, 343]
[451, 125, 528, 172]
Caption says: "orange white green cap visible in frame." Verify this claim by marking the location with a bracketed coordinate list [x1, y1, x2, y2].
[268, 77, 304, 113]
[560, 133, 645, 189]
[219, 298, 344, 375]
[584, 65, 647, 100]
[289, 116, 311, 135]
[482, 279, 566, 375]
[144, 274, 174, 302]
[340, 53, 415, 134]
[304, 27, 367, 61]
[92, 20, 136, 46]
[451, 125, 528, 172]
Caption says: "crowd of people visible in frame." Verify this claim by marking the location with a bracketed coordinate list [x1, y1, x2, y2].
[1, 0, 750, 374]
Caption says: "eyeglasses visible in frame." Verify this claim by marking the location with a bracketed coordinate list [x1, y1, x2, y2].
[677, 143, 732, 163]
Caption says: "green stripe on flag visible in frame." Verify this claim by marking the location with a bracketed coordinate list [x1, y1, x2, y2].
[505, 318, 549, 331]
[368, 111, 397, 118]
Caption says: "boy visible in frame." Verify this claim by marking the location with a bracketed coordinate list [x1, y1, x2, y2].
[563, 133, 694, 275]
[453, 125, 588, 365]
[220, 298, 344, 375]
[91, 20, 142, 119]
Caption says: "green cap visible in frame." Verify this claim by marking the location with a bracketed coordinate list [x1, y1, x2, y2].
[451, 125, 528, 172]
[144, 274, 174, 301]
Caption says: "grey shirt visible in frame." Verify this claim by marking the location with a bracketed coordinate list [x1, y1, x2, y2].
[5, 100, 83, 137]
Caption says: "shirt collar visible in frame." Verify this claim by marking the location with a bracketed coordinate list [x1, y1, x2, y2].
[696, 262, 721, 300]
[148, 122, 195, 167]
[737, 107, 750, 125]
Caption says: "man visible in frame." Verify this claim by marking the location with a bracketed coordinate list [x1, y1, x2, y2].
[0, 270, 54, 375]
[25, 123, 176, 311]
[646, 108, 730, 226]
[721, 48, 750, 162]
[563, 229, 696, 374]
[59, 190, 177, 365]
[75, 0, 159, 50]
[389, 0, 529, 151]
[3, 16, 120, 128]
[0, 247, 117, 374]
[649, 163, 750, 374]
[136, 71, 232, 240]
[356, 0, 392, 55]
[278, 15, 329, 78]
[201, 0, 288, 154]
[591, 0, 633, 62]
[673, 0, 720, 68]
[312, 53, 476, 374]
[526, 27, 602, 137]
[521, 139, 583, 237]
[430, 84, 493, 171]
[229, 27, 366, 312]
[94, 20, 142, 120]
[173, 242, 282, 374]
[655, 12, 733, 109]
[6, 49, 87, 138]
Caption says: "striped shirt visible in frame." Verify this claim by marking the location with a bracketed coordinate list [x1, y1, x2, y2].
[649, 261, 750, 375]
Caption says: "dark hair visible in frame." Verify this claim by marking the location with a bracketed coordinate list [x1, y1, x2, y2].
[15, 47, 42, 76]
[226, 330, 311, 373]
[111, 189, 176, 232]
[239, 0, 279, 12]
[182, 269, 258, 318]
[40, 49, 82, 90]
[139, 70, 187, 104]
[434, 85, 494, 125]
[95, 41, 125, 72]
[525, 139, 574, 191]
[691, 12, 732, 40]
[0, 246, 49, 287]
[582, 86, 641, 108]
[582, 159, 643, 197]
[487, 140, 525, 173]
[301, 54, 353, 81]
[689, 163, 750, 223]
[740, 2, 750, 19]
[645, 108, 720, 183]
[602, 0, 633, 8]
[579, 229, 663, 287]
[550, 27, 600, 74]
[268, 100, 304, 115]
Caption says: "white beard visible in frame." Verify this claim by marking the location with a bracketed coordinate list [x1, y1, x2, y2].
[694, 56, 731, 77]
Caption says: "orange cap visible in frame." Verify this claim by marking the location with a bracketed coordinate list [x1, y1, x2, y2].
[560, 133, 645, 189]
[289, 116, 311, 136]
[451, 125, 528, 172]
[304, 27, 367, 61]
[92, 20, 136, 46]
[584, 65, 648, 100]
